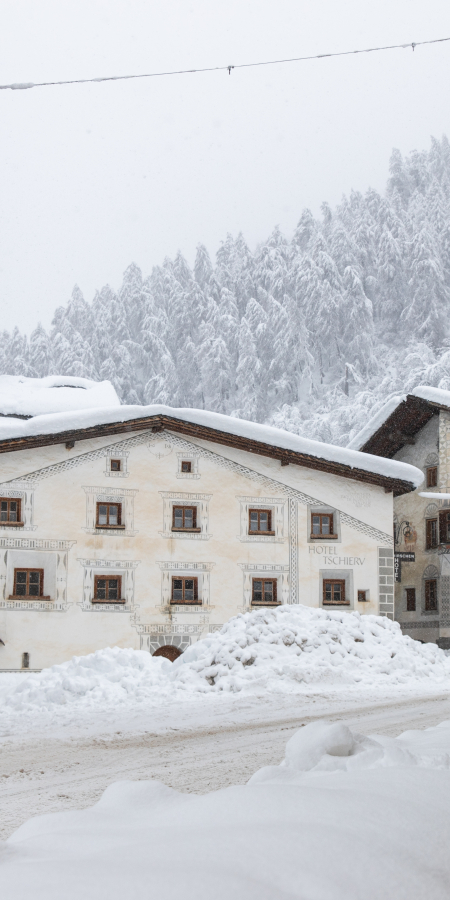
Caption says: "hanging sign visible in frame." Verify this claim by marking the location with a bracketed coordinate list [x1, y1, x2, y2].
[394, 552, 415, 582]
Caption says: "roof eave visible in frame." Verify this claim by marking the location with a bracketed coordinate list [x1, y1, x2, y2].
[0, 413, 416, 496]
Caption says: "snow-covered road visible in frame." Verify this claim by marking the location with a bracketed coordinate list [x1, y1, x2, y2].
[2, 687, 450, 840]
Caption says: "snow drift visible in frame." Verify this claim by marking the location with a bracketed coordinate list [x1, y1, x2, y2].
[1, 606, 450, 733]
[3, 719, 450, 900]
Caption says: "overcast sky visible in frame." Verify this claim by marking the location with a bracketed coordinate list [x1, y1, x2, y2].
[1, 0, 450, 334]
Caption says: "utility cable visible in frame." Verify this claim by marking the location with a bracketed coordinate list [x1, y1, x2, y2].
[1, 34, 449, 92]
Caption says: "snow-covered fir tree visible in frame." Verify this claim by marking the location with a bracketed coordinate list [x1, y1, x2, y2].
[4, 136, 450, 447]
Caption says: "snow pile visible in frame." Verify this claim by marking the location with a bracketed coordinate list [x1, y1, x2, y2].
[2, 720, 450, 900]
[173, 605, 450, 691]
[0, 375, 120, 417]
[1, 608, 450, 732]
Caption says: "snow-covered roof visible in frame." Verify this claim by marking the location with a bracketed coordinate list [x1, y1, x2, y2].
[348, 386, 450, 453]
[0, 375, 120, 418]
[0, 402, 423, 490]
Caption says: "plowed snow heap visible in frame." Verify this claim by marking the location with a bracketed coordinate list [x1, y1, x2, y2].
[2, 607, 450, 729]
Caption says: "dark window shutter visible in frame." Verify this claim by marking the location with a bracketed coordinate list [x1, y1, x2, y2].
[440, 511, 449, 544]
[193, 577, 198, 601]
[273, 579, 277, 603]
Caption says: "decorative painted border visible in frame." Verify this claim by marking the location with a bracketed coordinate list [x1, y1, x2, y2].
[77, 557, 140, 612]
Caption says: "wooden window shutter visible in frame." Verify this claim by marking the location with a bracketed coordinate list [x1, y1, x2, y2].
[440, 511, 449, 544]
[193, 577, 198, 602]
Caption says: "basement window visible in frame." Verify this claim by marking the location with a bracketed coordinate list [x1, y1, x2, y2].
[0, 498, 23, 526]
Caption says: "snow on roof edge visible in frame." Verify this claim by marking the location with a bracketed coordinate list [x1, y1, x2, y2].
[347, 395, 406, 452]
[411, 385, 450, 408]
[0, 403, 423, 487]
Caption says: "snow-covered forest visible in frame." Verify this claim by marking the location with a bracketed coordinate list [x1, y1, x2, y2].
[4, 136, 450, 447]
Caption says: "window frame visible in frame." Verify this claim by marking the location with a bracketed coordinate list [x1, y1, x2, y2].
[406, 587, 416, 611]
[310, 512, 338, 540]
[110, 459, 121, 472]
[95, 501, 125, 529]
[426, 517, 438, 550]
[323, 579, 348, 606]
[426, 466, 438, 488]
[251, 577, 279, 606]
[248, 508, 275, 536]
[171, 505, 200, 532]
[425, 579, 438, 611]
[10, 567, 50, 600]
[0, 497, 23, 526]
[357, 590, 368, 602]
[170, 576, 199, 605]
[93, 574, 124, 604]
[181, 460, 192, 473]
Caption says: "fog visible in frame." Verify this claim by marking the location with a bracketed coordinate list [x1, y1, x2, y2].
[1, 0, 449, 332]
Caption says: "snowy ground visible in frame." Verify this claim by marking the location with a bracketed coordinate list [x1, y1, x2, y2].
[2, 607, 450, 897]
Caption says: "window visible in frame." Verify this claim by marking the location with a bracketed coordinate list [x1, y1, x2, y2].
[426, 466, 438, 488]
[323, 579, 347, 605]
[248, 509, 274, 535]
[425, 579, 438, 611]
[11, 568, 49, 599]
[426, 518, 438, 549]
[0, 498, 22, 525]
[110, 459, 121, 472]
[96, 502, 123, 528]
[311, 513, 336, 538]
[439, 510, 450, 544]
[181, 460, 192, 473]
[172, 506, 199, 531]
[251, 578, 278, 605]
[357, 590, 367, 602]
[93, 575, 123, 603]
[406, 588, 416, 611]
[171, 577, 199, 604]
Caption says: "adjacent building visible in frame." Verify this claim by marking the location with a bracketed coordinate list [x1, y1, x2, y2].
[349, 385, 450, 647]
[0, 390, 421, 670]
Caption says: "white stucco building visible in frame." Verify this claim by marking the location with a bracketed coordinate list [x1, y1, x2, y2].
[0, 383, 422, 670]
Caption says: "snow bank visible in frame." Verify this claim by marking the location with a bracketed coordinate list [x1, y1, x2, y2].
[2, 719, 450, 900]
[0, 375, 120, 417]
[1, 607, 449, 733]
[0, 400, 423, 487]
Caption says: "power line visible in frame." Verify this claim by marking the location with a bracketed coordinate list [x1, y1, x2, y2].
[1, 34, 449, 92]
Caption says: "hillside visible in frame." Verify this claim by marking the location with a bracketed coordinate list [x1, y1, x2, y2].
[3, 136, 450, 446]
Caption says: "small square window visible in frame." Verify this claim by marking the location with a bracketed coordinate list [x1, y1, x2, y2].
[11, 568, 48, 600]
[171, 576, 199, 604]
[110, 459, 121, 472]
[96, 502, 123, 528]
[0, 498, 22, 525]
[426, 466, 438, 488]
[181, 460, 192, 473]
[248, 509, 274, 534]
[172, 506, 199, 531]
[311, 513, 336, 538]
[323, 579, 348, 605]
[251, 578, 278, 605]
[406, 588, 416, 611]
[357, 590, 368, 602]
[93, 575, 124, 603]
